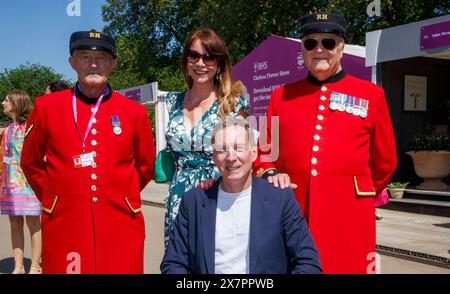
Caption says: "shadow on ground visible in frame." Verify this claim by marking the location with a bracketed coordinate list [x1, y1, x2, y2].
[0, 257, 31, 274]
[433, 223, 450, 229]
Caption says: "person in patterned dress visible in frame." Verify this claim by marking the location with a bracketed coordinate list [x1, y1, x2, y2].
[1, 90, 41, 274]
[163, 28, 249, 244]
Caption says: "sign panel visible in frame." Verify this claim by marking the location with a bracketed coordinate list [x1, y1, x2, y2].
[404, 75, 427, 111]
[118, 82, 158, 104]
[420, 20, 450, 50]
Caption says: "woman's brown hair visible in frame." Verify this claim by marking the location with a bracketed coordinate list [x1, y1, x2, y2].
[5, 90, 33, 124]
[180, 28, 243, 118]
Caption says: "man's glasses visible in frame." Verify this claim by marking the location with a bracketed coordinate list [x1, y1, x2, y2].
[187, 50, 218, 66]
[303, 38, 340, 51]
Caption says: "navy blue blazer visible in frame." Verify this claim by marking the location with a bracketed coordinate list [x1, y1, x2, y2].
[161, 176, 322, 274]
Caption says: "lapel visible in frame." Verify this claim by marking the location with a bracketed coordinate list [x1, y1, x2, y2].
[249, 176, 267, 274]
[200, 182, 219, 274]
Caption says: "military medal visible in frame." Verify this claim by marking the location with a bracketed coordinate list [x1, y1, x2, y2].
[345, 96, 354, 113]
[360, 99, 368, 118]
[337, 100, 346, 112]
[329, 92, 339, 110]
[352, 98, 362, 116]
[114, 126, 122, 135]
[111, 115, 122, 135]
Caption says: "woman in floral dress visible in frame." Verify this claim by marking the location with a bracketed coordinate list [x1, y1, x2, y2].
[0, 90, 41, 274]
[164, 28, 249, 243]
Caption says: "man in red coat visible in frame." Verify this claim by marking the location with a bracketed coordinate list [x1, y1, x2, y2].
[21, 30, 156, 274]
[253, 13, 397, 273]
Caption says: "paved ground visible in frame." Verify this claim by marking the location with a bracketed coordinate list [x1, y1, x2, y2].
[376, 208, 450, 260]
[0, 182, 449, 274]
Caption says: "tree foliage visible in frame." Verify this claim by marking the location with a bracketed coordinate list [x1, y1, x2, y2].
[102, 0, 450, 89]
[0, 63, 70, 126]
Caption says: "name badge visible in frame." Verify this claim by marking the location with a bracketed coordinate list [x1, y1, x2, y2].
[73, 152, 95, 169]
[3, 157, 12, 165]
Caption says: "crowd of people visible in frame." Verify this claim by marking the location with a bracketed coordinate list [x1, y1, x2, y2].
[0, 11, 397, 274]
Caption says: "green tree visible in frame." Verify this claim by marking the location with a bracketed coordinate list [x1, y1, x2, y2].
[0, 63, 70, 126]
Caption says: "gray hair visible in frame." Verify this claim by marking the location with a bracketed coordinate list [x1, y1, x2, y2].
[211, 116, 257, 148]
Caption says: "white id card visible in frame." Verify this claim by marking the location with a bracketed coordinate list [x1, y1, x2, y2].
[73, 152, 95, 168]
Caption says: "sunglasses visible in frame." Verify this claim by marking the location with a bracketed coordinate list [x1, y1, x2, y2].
[303, 38, 340, 51]
[187, 50, 218, 66]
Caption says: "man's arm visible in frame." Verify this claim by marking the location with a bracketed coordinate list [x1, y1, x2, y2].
[369, 89, 398, 195]
[21, 98, 47, 201]
[160, 196, 191, 274]
[134, 106, 156, 191]
[282, 189, 322, 274]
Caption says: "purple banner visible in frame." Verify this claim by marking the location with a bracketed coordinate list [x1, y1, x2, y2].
[232, 35, 370, 118]
[420, 20, 450, 50]
[124, 88, 142, 103]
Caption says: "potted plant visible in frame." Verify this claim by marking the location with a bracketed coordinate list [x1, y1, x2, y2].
[387, 182, 409, 199]
[406, 128, 450, 190]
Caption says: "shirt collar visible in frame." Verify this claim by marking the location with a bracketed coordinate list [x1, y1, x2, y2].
[307, 70, 346, 86]
[75, 82, 112, 105]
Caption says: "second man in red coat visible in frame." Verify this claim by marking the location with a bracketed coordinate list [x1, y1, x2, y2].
[254, 13, 397, 273]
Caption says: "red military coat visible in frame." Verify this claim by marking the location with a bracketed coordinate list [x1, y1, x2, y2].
[254, 72, 397, 273]
[21, 87, 156, 274]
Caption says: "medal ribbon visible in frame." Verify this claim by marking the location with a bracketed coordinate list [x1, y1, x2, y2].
[111, 115, 120, 128]
[72, 87, 106, 153]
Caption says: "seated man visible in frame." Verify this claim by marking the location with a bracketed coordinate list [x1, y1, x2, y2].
[161, 117, 322, 274]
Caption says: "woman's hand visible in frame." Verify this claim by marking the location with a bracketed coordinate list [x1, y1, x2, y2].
[198, 178, 217, 190]
[267, 173, 297, 189]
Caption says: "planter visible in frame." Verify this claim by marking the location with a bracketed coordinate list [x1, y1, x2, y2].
[388, 188, 405, 199]
[406, 151, 450, 190]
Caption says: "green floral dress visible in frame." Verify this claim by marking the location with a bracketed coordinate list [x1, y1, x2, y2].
[164, 91, 249, 243]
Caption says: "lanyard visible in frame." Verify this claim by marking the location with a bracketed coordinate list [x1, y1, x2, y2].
[72, 87, 106, 154]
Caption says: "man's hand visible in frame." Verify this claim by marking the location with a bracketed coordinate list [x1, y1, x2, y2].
[267, 173, 297, 189]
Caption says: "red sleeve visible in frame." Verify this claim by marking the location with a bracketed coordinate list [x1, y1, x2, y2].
[369, 88, 398, 195]
[21, 97, 47, 201]
[134, 105, 156, 191]
[253, 88, 279, 177]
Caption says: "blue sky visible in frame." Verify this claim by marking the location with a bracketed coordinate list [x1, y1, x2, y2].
[0, 0, 107, 82]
